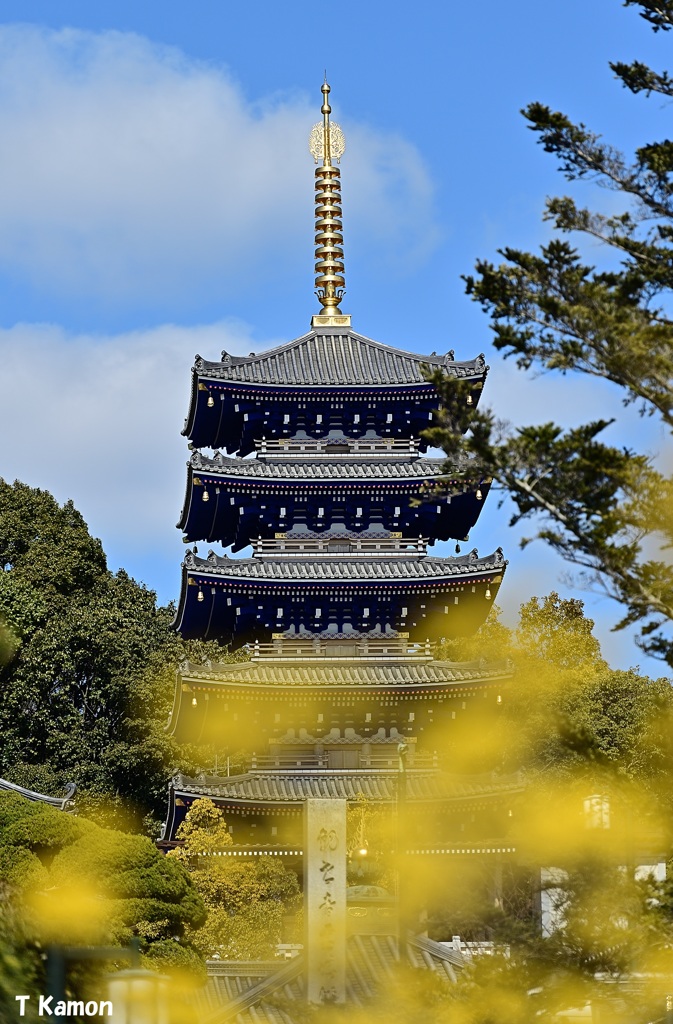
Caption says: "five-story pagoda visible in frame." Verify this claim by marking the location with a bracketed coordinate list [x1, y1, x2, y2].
[163, 82, 511, 849]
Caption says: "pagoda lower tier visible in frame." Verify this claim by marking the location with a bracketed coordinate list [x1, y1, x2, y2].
[174, 547, 506, 644]
[184, 329, 488, 454]
[161, 767, 523, 846]
[179, 448, 490, 548]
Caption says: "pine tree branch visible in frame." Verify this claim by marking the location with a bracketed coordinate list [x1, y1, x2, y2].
[623, 0, 673, 32]
[611, 59, 673, 97]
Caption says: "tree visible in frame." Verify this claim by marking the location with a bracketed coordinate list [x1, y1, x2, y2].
[0, 900, 39, 1024]
[415, 596, 673, 1023]
[426, 0, 673, 666]
[0, 479, 240, 824]
[492, 593, 673, 785]
[436, 592, 673, 802]
[0, 790, 206, 1007]
[169, 799, 300, 960]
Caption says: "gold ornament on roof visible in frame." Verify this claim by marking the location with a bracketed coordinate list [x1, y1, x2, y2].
[310, 80, 351, 328]
[309, 121, 346, 163]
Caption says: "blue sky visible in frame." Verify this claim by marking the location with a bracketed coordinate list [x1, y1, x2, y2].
[0, 0, 670, 673]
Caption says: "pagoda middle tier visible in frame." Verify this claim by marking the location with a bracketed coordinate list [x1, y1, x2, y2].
[174, 540, 506, 645]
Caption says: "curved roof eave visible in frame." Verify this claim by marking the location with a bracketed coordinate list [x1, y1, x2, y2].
[191, 328, 488, 388]
[182, 547, 507, 582]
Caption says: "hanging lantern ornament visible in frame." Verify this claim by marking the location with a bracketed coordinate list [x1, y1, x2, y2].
[207, 392, 215, 408]
[197, 589, 205, 603]
[485, 587, 492, 600]
[466, 393, 473, 406]
[476, 486, 483, 501]
[455, 543, 460, 554]
[202, 489, 210, 502]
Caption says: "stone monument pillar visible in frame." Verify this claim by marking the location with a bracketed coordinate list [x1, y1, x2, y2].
[304, 798, 347, 1004]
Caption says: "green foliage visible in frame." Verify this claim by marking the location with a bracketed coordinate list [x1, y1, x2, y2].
[427, 861, 538, 947]
[0, 791, 204, 958]
[0, 618, 16, 667]
[0, 905, 39, 1024]
[427, 0, 673, 665]
[191, 899, 286, 960]
[516, 592, 604, 671]
[0, 846, 48, 892]
[439, 592, 673, 788]
[413, 593, 673, 1020]
[0, 791, 208, 1014]
[140, 938, 206, 980]
[434, 602, 513, 664]
[623, 0, 673, 33]
[0, 479, 239, 821]
[170, 795, 233, 858]
[545, 862, 671, 976]
[494, 593, 673, 784]
[170, 799, 300, 959]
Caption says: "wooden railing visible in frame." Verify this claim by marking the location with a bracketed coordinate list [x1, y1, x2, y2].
[255, 437, 421, 459]
[250, 635, 432, 661]
[249, 751, 437, 771]
[252, 535, 427, 557]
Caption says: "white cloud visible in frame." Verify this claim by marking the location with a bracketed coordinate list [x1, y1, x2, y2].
[0, 26, 438, 304]
[486, 350, 667, 454]
[0, 319, 255, 583]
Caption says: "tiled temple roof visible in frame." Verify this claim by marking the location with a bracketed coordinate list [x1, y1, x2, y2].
[194, 330, 487, 387]
[180, 657, 511, 689]
[183, 547, 505, 582]
[189, 450, 453, 480]
[171, 769, 523, 805]
[198, 933, 464, 1024]
[0, 777, 76, 810]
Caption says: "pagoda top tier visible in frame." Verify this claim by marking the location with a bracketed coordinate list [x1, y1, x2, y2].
[184, 329, 488, 453]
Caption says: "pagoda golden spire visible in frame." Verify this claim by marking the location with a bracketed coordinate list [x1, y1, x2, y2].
[309, 79, 351, 328]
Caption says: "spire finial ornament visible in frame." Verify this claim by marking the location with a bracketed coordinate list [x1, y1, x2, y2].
[309, 79, 351, 328]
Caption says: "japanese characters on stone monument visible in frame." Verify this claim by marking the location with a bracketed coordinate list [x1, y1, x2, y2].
[304, 799, 347, 1005]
